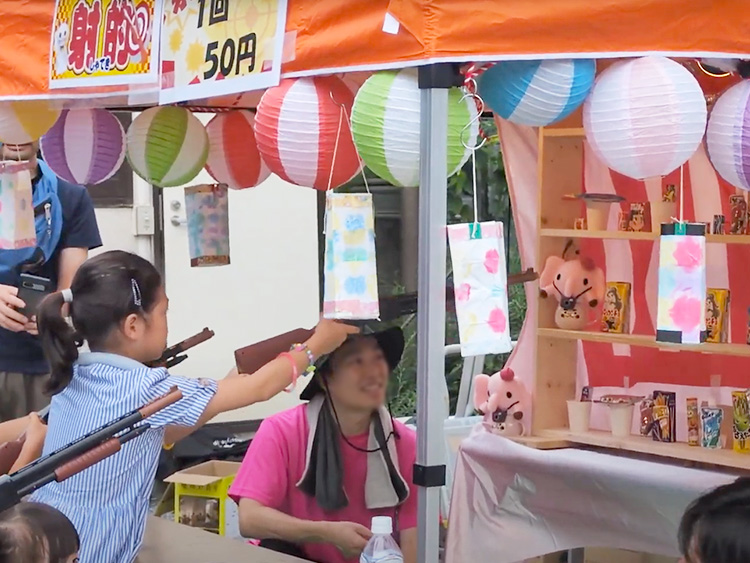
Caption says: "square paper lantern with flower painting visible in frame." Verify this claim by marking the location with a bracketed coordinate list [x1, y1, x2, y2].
[656, 223, 707, 345]
[448, 222, 512, 357]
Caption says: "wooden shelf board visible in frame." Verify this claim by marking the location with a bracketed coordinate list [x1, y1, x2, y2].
[542, 127, 586, 138]
[540, 228, 750, 245]
[540, 428, 750, 471]
[537, 328, 750, 357]
[511, 435, 570, 450]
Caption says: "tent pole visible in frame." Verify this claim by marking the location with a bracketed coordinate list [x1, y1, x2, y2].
[415, 63, 458, 563]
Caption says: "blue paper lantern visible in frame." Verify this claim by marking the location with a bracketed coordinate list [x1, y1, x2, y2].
[478, 59, 596, 126]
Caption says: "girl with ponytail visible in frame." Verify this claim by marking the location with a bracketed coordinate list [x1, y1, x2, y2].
[30, 250, 357, 563]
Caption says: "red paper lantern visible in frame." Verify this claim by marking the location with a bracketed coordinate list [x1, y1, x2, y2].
[254, 76, 361, 190]
[205, 110, 270, 190]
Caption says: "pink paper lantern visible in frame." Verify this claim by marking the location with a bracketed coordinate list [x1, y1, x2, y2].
[254, 76, 362, 191]
[205, 110, 270, 190]
[40, 109, 125, 185]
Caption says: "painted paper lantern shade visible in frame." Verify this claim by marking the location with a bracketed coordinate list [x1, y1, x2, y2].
[205, 110, 270, 189]
[126, 107, 208, 188]
[584, 56, 707, 180]
[350, 69, 479, 188]
[254, 76, 361, 190]
[478, 59, 596, 126]
[40, 109, 125, 185]
[706, 80, 750, 191]
[0, 101, 62, 145]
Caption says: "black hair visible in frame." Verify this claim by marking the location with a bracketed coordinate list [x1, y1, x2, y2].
[0, 502, 80, 563]
[678, 477, 750, 563]
[38, 250, 163, 395]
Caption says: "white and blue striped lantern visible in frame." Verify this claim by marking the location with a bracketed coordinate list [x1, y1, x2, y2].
[478, 59, 596, 126]
[707, 80, 750, 192]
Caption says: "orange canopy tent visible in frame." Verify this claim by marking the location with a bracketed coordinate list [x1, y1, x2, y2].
[1, 0, 749, 101]
[4, 2, 750, 562]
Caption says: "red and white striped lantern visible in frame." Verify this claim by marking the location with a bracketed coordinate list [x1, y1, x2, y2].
[254, 76, 362, 191]
[205, 110, 270, 190]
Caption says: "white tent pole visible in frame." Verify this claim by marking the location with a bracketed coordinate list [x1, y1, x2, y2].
[415, 64, 453, 563]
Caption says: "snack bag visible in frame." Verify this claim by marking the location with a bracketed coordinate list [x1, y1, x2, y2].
[686, 397, 699, 446]
[601, 282, 630, 333]
[732, 390, 750, 453]
[322, 192, 379, 320]
[700, 405, 723, 449]
[705, 289, 730, 344]
[652, 390, 676, 442]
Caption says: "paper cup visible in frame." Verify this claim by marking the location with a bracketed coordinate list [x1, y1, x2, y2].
[608, 403, 634, 437]
[651, 201, 676, 233]
[567, 400, 592, 433]
[585, 201, 610, 231]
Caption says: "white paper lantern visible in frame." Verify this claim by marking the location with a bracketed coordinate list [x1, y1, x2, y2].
[584, 57, 707, 179]
[706, 80, 750, 191]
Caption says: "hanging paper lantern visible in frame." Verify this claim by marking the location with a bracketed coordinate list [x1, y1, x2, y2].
[205, 110, 270, 190]
[478, 59, 596, 126]
[39, 109, 125, 185]
[126, 106, 208, 188]
[0, 101, 61, 144]
[584, 56, 707, 180]
[350, 69, 478, 188]
[254, 76, 361, 190]
[706, 80, 750, 191]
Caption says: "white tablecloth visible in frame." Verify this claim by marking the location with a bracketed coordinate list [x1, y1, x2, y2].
[445, 430, 739, 563]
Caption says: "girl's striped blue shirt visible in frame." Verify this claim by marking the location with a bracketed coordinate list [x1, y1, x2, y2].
[31, 352, 217, 563]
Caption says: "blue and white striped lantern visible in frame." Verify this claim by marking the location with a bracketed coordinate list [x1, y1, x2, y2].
[478, 59, 596, 126]
[707, 80, 750, 192]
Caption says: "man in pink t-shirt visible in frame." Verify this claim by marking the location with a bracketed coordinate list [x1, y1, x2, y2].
[229, 327, 417, 563]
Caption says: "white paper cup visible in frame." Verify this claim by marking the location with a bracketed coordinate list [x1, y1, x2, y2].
[585, 201, 610, 231]
[608, 403, 634, 437]
[567, 400, 592, 433]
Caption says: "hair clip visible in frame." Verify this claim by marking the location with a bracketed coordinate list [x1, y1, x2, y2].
[131, 279, 142, 308]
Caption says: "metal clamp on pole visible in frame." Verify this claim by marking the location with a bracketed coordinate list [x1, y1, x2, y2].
[413, 463, 447, 488]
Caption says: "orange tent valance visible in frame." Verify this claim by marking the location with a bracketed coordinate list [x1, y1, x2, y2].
[2, 0, 750, 101]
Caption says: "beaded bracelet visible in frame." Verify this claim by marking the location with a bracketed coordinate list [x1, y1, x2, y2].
[277, 352, 299, 393]
[290, 343, 316, 377]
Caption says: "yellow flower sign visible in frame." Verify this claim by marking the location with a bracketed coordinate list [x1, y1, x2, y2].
[160, 0, 288, 104]
[49, 0, 162, 88]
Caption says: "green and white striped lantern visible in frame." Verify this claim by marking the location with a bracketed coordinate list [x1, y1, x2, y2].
[351, 69, 479, 187]
[126, 106, 209, 188]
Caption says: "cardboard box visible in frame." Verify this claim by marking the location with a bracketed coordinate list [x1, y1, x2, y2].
[164, 460, 241, 538]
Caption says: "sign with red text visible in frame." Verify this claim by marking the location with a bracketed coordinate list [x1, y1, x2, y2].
[159, 0, 287, 104]
[50, 0, 162, 88]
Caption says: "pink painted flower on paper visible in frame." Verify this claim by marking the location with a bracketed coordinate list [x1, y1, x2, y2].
[484, 249, 500, 274]
[672, 238, 703, 271]
[455, 283, 472, 302]
[488, 308, 507, 333]
[669, 295, 703, 331]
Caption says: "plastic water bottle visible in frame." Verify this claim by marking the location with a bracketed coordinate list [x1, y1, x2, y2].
[360, 516, 403, 563]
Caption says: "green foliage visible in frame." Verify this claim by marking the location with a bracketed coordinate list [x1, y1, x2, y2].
[388, 119, 528, 417]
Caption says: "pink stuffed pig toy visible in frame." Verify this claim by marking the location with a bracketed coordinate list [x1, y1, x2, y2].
[473, 367, 531, 436]
[539, 250, 605, 330]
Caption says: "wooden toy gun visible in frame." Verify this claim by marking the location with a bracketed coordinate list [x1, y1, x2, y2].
[0, 387, 182, 513]
[147, 328, 215, 369]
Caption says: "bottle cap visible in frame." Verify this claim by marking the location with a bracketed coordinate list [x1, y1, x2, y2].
[371, 516, 393, 535]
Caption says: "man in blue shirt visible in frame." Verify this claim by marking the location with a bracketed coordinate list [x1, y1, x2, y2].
[0, 141, 102, 421]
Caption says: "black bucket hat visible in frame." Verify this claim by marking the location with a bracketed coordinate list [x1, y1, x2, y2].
[299, 326, 405, 401]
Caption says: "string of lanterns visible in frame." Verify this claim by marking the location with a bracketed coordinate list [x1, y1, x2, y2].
[0, 55, 745, 191]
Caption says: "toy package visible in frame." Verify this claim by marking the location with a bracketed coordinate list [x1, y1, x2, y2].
[729, 195, 748, 235]
[705, 289, 730, 344]
[686, 397, 700, 446]
[652, 390, 676, 442]
[627, 203, 652, 232]
[663, 184, 676, 203]
[700, 404, 723, 449]
[732, 390, 750, 453]
[601, 281, 630, 333]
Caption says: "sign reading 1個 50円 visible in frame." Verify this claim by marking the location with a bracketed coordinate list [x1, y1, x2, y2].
[159, 0, 288, 104]
[49, 0, 162, 89]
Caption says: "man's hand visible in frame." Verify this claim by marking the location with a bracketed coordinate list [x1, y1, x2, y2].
[0, 284, 28, 332]
[324, 521, 372, 559]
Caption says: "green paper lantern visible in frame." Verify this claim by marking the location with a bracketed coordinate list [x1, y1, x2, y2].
[127, 106, 209, 188]
[351, 69, 479, 187]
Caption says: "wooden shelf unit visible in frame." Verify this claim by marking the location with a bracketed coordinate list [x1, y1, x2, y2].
[531, 114, 750, 471]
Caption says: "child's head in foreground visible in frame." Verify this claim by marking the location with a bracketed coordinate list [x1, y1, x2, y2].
[679, 477, 750, 563]
[0, 502, 79, 563]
